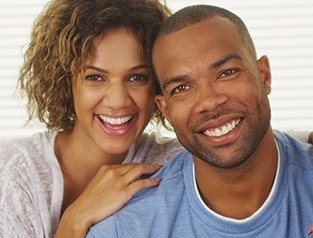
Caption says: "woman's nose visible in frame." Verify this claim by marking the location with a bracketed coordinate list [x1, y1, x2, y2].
[104, 82, 132, 110]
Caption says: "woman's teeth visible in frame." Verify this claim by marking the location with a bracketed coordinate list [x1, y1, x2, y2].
[98, 115, 132, 125]
[203, 119, 241, 137]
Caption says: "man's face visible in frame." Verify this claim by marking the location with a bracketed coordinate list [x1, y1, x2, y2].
[153, 17, 272, 169]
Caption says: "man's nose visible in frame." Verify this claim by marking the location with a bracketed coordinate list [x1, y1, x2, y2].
[194, 84, 229, 113]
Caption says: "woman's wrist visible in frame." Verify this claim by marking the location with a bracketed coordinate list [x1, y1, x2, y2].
[55, 205, 92, 238]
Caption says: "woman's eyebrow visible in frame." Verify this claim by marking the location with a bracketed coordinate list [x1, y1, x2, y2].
[127, 64, 149, 73]
[85, 64, 148, 74]
[85, 65, 108, 73]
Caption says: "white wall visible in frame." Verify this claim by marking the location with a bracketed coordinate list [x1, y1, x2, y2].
[0, 0, 48, 139]
[0, 0, 312, 140]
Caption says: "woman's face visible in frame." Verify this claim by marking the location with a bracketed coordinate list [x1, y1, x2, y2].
[72, 27, 155, 158]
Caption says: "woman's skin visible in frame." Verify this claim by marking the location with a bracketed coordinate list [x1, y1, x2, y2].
[54, 28, 163, 237]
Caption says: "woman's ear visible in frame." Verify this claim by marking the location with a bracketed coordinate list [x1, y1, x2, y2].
[257, 55, 272, 95]
[155, 95, 172, 125]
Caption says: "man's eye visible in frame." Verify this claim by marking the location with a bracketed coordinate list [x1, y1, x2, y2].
[172, 85, 190, 94]
[85, 75, 103, 81]
[220, 68, 237, 78]
[127, 74, 149, 86]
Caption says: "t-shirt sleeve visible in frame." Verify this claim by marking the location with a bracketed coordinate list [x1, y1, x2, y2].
[130, 132, 185, 164]
[0, 142, 45, 237]
[284, 130, 311, 143]
[87, 216, 118, 238]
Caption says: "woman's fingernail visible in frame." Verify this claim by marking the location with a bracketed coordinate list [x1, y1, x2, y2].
[155, 178, 162, 183]
[308, 224, 313, 235]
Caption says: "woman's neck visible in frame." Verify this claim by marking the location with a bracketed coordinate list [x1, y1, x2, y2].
[54, 129, 128, 214]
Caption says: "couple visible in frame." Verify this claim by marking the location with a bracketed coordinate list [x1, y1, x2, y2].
[0, 0, 312, 237]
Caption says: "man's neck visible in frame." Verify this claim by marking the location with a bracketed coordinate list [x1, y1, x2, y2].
[193, 129, 278, 220]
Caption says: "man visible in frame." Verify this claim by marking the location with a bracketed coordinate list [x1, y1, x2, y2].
[87, 5, 313, 237]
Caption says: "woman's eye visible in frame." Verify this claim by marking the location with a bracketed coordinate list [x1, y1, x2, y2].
[172, 85, 190, 94]
[127, 74, 149, 86]
[85, 75, 104, 81]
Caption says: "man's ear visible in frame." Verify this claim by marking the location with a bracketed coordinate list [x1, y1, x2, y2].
[155, 95, 172, 125]
[257, 55, 272, 95]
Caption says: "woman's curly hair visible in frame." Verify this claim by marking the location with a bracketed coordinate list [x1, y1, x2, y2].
[18, 0, 170, 131]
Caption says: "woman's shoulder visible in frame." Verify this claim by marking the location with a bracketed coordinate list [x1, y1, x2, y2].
[0, 131, 57, 165]
[0, 131, 59, 193]
[0, 131, 61, 237]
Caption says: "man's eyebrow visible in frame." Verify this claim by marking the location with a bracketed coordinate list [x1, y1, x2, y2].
[162, 75, 189, 92]
[161, 54, 242, 92]
[208, 53, 243, 70]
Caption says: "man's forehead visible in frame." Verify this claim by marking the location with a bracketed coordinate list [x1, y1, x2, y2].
[152, 17, 241, 71]
[153, 17, 238, 54]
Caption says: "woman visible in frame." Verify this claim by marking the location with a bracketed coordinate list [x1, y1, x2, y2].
[0, 0, 311, 237]
[0, 0, 183, 237]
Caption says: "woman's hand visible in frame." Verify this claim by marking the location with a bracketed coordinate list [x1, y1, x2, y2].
[54, 163, 162, 238]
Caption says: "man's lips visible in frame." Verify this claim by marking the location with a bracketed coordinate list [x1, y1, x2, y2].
[203, 119, 241, 138]
[195, 114, 243, 139]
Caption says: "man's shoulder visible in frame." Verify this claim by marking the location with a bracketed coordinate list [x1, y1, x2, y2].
[87, 215, 118, 238]
[151, 150, 190, 181]
[87, 151, 192, 238]
[132, 132, 185, 164]
[126, 150, 191, 205]
[275, 130, 313, 170]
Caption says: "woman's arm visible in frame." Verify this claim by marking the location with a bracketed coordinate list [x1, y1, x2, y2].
[0, 144, 47, 237]
[54, 163, 162, 238]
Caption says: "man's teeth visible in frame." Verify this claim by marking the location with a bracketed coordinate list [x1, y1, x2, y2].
[203, 119, 240, 137]
[99, 115, 132, 125]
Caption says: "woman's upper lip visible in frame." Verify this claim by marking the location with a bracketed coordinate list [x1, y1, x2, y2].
[96, 113, 135, 118]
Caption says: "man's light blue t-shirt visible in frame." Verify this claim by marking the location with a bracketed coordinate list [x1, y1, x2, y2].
[87, 131, 313, 237]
